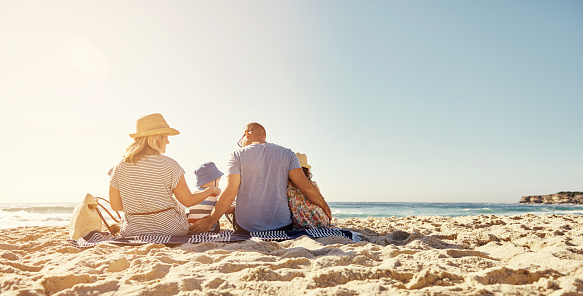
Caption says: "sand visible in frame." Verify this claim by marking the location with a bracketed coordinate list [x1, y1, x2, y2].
[2, 215, 583, 295]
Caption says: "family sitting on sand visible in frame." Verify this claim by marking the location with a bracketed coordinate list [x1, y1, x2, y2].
[108, 113, 332, 237]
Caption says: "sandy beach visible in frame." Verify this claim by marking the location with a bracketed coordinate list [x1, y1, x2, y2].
[2, 215, 583, 295]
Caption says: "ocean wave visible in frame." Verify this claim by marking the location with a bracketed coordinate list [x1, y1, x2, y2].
[0, 212, 72, 229]
[2, 202, 583, 229]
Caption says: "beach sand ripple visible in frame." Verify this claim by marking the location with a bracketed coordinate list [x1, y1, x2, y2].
[2, 215, 583, 295]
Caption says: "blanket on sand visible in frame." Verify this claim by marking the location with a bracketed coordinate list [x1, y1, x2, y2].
[67, 228, 361, 248]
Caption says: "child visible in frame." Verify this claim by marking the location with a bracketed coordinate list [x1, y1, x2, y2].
[287, 153, 331, 229]
[189, 162, 223, 233]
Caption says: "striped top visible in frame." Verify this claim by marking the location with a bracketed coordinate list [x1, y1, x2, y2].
[188, 189, 218, 220]
[188, 189, 219, 231]
[109, 155, 190, 236]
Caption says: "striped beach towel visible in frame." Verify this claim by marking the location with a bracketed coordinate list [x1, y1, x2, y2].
[67, 228, 361, 248]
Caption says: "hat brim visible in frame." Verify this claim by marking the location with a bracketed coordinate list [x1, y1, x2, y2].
[301, 164, 311, 169]
[130, 128, 180, 138]
[196, 171, 224, 187]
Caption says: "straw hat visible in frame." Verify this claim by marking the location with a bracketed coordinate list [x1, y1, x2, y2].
[130, 113, 180, 138]
[295, 153, 311, 169]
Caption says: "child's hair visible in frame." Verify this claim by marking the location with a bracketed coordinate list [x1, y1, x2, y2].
[302, 167, 312, 181]
[290, 167, 312, 188]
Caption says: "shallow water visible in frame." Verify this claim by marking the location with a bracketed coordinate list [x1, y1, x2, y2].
[330, 202, 583, 219]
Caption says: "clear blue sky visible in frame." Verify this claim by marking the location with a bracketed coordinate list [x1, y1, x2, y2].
[1, 1, 582, 204]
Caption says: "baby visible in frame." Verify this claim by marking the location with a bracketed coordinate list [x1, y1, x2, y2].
[189, 162, 223, 233]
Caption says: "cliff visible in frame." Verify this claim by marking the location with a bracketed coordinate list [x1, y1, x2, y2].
[519, 191, 583, 204]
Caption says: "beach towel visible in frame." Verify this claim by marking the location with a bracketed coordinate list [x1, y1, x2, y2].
[67, 228, 361, 248]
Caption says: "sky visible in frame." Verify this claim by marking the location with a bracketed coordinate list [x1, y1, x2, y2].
[1, 1, 582, 204]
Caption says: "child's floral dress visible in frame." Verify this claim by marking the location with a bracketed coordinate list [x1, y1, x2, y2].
[287, 181, 331, 229]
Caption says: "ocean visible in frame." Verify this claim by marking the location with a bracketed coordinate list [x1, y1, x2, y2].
[1, 202, 583, 230]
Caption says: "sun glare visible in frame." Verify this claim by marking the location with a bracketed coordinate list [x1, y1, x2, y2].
[61, 35, 109, 76]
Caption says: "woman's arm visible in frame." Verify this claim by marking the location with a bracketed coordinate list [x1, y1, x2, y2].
[109, 186, 123, 211]
[173, 175, 221, 207]
[289, 168, 332, 219]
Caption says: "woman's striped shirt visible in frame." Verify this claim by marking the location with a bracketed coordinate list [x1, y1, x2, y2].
[109, 155, 190, 236]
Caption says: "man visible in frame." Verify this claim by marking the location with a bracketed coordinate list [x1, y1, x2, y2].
[192, 122, 332, 232]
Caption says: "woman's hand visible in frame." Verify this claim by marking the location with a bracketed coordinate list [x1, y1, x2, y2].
[174, 175, 222, 207]
[208, 186, 221, 197]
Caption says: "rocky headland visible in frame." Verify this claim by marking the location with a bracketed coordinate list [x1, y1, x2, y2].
[519, 191, 583, 204]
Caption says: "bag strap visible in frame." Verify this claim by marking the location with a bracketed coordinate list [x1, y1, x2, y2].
[94, 197, 122, 235]
[95, 197, 122, 222]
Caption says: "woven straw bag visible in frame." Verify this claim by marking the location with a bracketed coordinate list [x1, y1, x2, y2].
[69, 193, 121, 239]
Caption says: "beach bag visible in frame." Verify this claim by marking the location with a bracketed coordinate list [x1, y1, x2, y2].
[69, 194, 122, 239]
[69, 194, 102, 239]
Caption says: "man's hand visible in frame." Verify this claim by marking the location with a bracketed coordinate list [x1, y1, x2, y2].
[322, 205, 332, 220]
[192, 174, 241, 233]
[191, 216, 215, 233]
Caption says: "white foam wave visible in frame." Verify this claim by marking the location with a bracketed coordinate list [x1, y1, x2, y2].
[0, 211, 71, 229]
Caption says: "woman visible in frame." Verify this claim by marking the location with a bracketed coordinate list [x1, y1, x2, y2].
[109, 113, 220, 236]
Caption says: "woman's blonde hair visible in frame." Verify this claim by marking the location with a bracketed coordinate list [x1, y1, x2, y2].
[124, 134, 166, 164]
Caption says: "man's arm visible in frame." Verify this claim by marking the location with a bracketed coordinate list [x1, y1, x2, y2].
[191, 174, 240, 233]
[289, 168, 332, 219]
